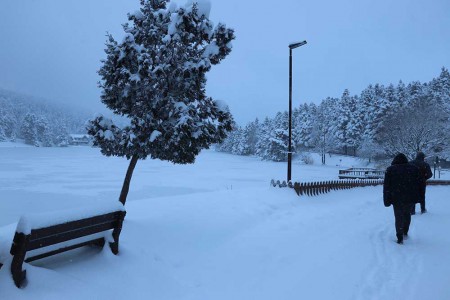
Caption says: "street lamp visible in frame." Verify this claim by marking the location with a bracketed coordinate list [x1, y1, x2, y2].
[288, 40, 307, 182]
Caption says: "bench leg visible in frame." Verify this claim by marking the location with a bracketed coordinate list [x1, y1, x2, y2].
[10, 233, 28, 288]
[11, 253, 27, 288]
[109, 233, 120, 255]
[109, 211, 126, 255]
[109, 226, 122, 255]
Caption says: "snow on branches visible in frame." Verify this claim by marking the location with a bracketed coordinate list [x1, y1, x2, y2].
[88, 0, 235, 164]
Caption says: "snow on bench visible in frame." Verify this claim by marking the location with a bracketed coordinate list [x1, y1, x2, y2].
[10, 201, 126, 288]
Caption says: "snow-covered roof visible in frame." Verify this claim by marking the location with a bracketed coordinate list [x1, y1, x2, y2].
[69, 134, 90, 139]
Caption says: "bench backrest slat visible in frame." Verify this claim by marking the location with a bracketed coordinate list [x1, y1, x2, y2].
[28, 211, 120, 240]
[27, 220, 117, 251]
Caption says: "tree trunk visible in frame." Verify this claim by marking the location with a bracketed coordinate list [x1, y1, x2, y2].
[119, 155, 139, 205]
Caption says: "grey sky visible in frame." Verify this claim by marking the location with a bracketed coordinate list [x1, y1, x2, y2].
[1, 0, 449, 124]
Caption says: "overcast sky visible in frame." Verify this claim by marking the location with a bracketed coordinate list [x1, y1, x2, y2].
[1, 0, 449, 124]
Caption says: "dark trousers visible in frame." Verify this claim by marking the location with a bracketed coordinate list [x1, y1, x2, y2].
[411, 201, 426, 213]
[411, 185, 427, 213]
[393, 203, 414, 239]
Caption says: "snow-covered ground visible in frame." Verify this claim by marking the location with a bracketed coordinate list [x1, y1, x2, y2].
[0, 145, 449, 299]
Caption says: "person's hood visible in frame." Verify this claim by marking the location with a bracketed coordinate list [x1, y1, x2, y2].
[415, 151, 425, 161]
[391, 153, 408, 165]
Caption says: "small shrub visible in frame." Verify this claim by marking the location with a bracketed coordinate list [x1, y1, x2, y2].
[301, 154, 314, 165]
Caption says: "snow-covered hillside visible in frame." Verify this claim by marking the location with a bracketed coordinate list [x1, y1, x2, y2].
[0, 89, 91, 145]
[0, 146, 449, 299]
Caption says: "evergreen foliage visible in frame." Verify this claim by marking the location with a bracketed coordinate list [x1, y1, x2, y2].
[264, 112, 289, 162]
[218, 67, 450, 162]
[255, 117, 272, 159]
[87, 0, 235, 205]
[20, 113, 39, 146]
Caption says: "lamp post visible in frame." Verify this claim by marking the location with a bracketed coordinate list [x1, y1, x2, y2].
[288, 40, 307, 182]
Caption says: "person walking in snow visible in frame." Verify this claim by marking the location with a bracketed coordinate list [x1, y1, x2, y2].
[383, 153, 420, 244]
[410, 152, 433, 215]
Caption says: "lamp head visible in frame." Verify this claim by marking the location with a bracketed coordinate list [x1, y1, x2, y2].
[289, 40, 307, 49]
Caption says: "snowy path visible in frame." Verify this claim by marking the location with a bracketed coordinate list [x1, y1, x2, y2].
[0, 147, 450, 299]
[161, 187, 445, 300]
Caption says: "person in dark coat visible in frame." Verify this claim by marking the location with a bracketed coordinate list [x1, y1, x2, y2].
[410, 152, 433, 214]
[383, 153, 420, 244]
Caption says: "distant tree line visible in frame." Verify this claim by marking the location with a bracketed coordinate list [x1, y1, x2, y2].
[0, 89, 90, 146]
[217, 67, 450, 163]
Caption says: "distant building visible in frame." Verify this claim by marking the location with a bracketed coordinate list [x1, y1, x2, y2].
[68, 134, 91, 146]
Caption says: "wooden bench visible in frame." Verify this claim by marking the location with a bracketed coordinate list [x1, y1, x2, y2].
[10, 204, 126, 288]
[338, 168, 385, 179]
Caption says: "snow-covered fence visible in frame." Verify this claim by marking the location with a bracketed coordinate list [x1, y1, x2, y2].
[270, 179, 383, 196]
[294, 179, 383, 196]
[293, 180, 383, 196]
[271, 179, 450, 197]
[427, 180, 450, 186]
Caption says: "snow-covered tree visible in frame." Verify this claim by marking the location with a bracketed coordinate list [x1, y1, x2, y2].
[87, 0, 235, 205]
[0, 126, 6, 141]
[20, 113, 39, 146]
[231, 127, 245, 155]
[429, 67, 450, 114]
[0, 90, 90, 144]
[311, 97, 339, 164]
[358, 137, 384, 162]
[359, 85, 376, 140]
[395, 80, 408, 108]
[334, 89, 353, 154]
[366, 84, 390, 143]
[385, 83, 400, 109]
[215, 67, 450, 162]
[242, 118, 259, 155]
[255, 117, 272, 159]
[379, 98, 448, 159]
[293, 103, 316, 149]
[0, 105, 16, 140]
[216, 126, 236, 153]
[53, 123, 70, 147]
[345, 94, 362, 155]
[264, 112, 289, 162]
[36, 117, 52, 147]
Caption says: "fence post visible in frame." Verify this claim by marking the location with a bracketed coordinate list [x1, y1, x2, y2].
[306, 183, 311, 196]
[294, 182, 300, 196]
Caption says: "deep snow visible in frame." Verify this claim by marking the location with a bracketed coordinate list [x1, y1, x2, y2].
[0, 145, 449, 299]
